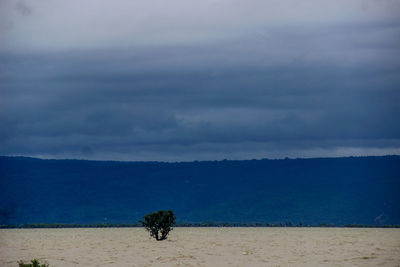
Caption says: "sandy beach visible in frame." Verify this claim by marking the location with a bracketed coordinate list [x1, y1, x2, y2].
[1, 227, 399, 266]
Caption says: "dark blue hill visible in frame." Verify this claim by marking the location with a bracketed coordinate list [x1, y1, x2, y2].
[0, 156, 399, 225]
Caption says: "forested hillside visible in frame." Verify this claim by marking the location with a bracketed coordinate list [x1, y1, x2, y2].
[1, 156, 399, 225]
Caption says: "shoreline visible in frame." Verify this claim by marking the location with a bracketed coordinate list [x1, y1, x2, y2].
[2, 223, 400, 229]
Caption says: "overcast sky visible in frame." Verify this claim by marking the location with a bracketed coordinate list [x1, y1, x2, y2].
[0, 0, 399, 161]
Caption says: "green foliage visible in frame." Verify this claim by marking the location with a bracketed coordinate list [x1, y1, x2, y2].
[18, 259, 49, 267]
[140, 210, 176, 241]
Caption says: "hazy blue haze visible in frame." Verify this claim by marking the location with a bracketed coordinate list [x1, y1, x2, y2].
[1, 156, 399, 225]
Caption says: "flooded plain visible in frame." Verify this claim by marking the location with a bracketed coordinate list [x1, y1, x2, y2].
[1, 227, 400, 266]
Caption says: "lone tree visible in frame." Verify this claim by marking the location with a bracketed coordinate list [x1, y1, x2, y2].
[140, 210, 176, 241]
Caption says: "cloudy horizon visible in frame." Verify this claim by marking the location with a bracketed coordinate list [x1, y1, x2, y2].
[1, 0, 399, 161]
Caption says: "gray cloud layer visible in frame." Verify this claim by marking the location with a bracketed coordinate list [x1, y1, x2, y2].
[1, 0, 399, 161]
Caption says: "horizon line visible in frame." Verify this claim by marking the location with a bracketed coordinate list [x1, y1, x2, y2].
[1, 154, 399, 164]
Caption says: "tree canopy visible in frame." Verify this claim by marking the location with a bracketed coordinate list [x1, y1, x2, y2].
[140, 210, 176, 241]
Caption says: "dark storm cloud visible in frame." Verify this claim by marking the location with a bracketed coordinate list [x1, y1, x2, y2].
[14, 0, 32, 16]
[1, 0, 399, 160]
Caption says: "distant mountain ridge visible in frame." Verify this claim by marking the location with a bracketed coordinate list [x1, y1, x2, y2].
[1, 156, 399, 225]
